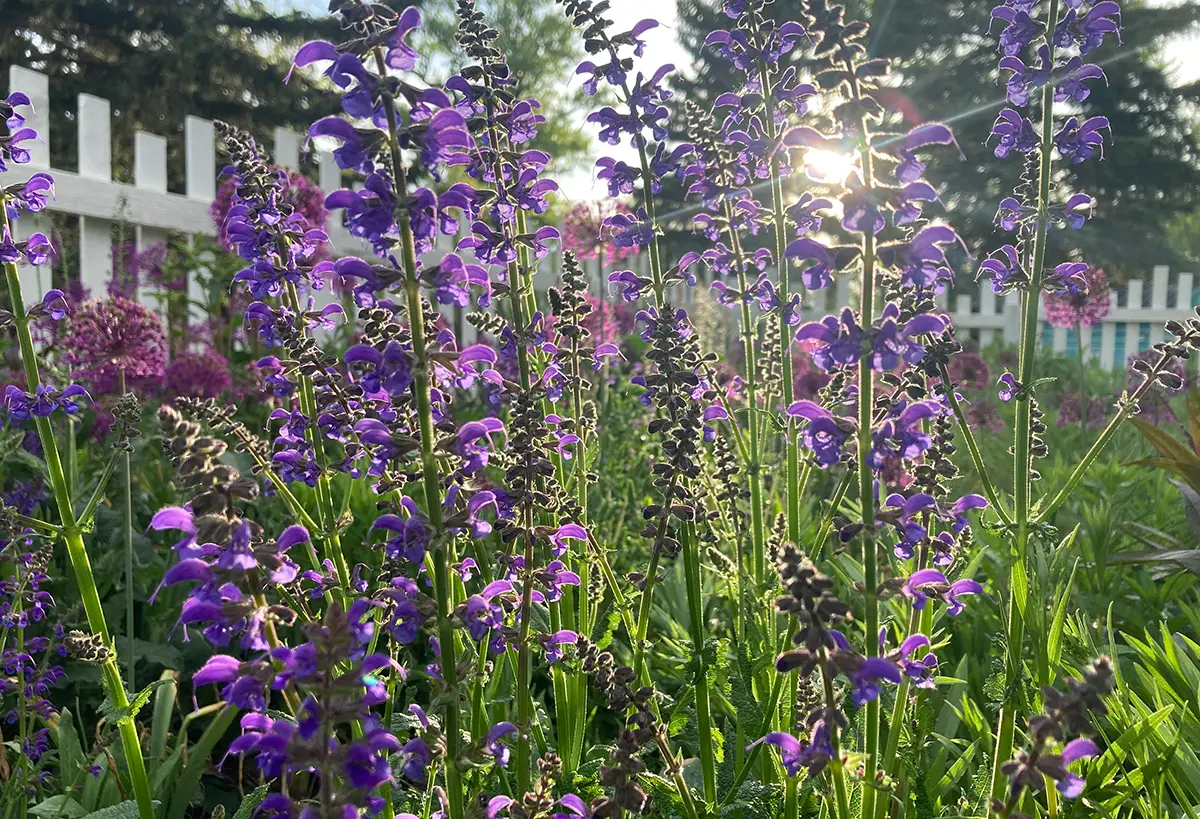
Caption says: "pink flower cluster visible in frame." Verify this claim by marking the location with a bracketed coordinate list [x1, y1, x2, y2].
[1044, 266, 1111, 328]
[62, 296, 167, 394]
[561, 201, 640, 264]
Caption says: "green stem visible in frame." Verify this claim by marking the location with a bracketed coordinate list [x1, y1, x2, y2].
[1034, 376, 1156, 523]
[821, 657, 852, 819]
[372, 45, 463, 819]
[758, 57, 802, 549]
[847, 62, 881, 817]
[632, 474, 679, 683]
[682, 520, 717, 804]
[991, 0, 1060, 800]
[283, 281, 351, 605]
[515, 525, 537, 795]
[3, 256, 155, 819]
[118, 368, 135, 692]
[936, 362, 1013, 525]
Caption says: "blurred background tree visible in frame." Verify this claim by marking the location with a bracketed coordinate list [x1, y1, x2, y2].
[0, 0, 342, 188]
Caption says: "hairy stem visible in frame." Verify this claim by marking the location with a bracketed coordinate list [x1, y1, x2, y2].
[847, 62, 881, 817]
[372, 46, 464, 819]
[118, 368, 136, 693]
[682, 520, 717, 804]
[991, 0, 1060, 800]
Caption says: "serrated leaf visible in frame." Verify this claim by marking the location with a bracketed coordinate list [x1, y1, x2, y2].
[232, 782, 273, 819]
[100, 679, 174, 727]
[81, 801, 160, 819]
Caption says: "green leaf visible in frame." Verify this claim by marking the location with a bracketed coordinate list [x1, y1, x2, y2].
[81, 801, 159, 819]
[99, 678, 175, 727]
[232, 783, 273, 819]
[29, 796, 87, 818]
[1048, 558, 1079, 673]
[54, 708, 86, 782]
[150, 670, 178, 762]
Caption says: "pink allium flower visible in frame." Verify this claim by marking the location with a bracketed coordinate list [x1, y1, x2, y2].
[1056, 392, 1107, 428]
[561, 201, 640, 264]
[963, 401, 1005, 433]
[792, 352, 831, 400]
[62, 296, 167, 395]
[210, 166, 327, 254]
[1044, 266, 1111, 328]
[581, 292, 634, 343]
[164, 347, 233, 400]
[946, 350, 991, 392]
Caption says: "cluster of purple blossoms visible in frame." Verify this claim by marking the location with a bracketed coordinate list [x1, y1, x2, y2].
[981, 0, 1115, 296]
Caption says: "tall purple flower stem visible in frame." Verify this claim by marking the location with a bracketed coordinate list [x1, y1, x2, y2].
[993, 0, 1061, 801]
[845, 63, 884, 819]
[370, 44, 467, 819]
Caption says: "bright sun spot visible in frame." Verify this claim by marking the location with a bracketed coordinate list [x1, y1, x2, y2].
[802, 149, 857, 184]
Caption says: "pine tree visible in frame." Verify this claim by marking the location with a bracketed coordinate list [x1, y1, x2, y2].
[0, 0, 344, 187]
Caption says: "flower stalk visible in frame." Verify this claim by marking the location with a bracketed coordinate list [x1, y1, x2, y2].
[2, 256, 156, 819]
[991, 0, 1061, 800]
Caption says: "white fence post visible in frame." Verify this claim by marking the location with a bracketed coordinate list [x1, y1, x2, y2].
[273, 126, 301, 170]
[1125, 278, 1144, 358]
[185, 116, 216, 328]
[77, 93, 114, 301]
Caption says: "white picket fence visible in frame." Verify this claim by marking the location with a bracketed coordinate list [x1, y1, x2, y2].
[2, 66, 355, 320]
[5, 64, 1192, 371]
[802, 264, 1198, 369]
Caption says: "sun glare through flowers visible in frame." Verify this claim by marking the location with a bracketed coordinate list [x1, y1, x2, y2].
[801, 149, 857, 184]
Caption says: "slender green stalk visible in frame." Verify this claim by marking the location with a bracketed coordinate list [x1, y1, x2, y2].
[118, 369, 136, 691]
[282, 281, 351, 604]
[515, 524, 537, 795]
[990, 0, 1060, 799]
[75, 450, 122, 528]
[4, 256, 155, 819]
[758, 57, 802, 550]
[682, 520, 717, 804]
[936, 362, 1012, 525]
[847, 63, 881, 819]
[372, 46, 464, 819]
[820, 656, 852, 819]
[632, 474, 679, 682]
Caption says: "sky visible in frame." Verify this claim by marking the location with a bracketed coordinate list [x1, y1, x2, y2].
[277, 0, 1200, 200]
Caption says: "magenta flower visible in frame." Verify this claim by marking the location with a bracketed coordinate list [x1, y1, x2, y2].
[164, 347, 233, 400]
[1044, 266, 1110, 328]
[62, 297, 167, 395]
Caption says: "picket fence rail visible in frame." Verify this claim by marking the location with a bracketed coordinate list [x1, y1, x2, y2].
[5, 65, 1194, 372]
